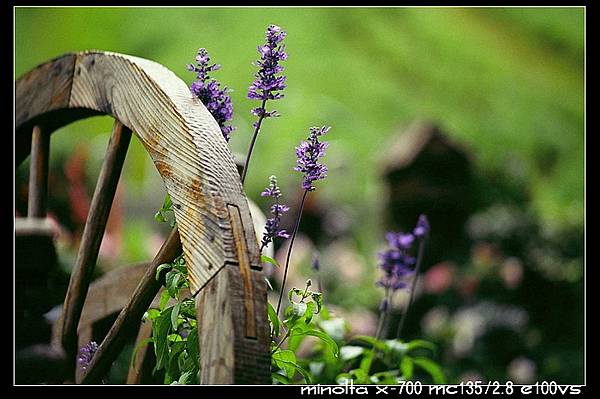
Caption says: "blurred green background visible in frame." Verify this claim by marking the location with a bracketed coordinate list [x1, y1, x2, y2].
[15, 7, 584, 384]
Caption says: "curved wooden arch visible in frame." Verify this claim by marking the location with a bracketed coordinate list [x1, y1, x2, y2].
[16, 51, 270, 384]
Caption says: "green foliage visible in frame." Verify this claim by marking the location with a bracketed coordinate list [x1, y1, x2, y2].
[154, 194, 176, 228]
[268, 279, 444, 385]
[142, 254, 199, 384]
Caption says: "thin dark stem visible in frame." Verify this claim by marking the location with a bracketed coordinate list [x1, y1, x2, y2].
[240, 98, 268, 185]
[275, 190, 309, 317]
[396, 237, 427, 339]
[375, 288, 391, 340]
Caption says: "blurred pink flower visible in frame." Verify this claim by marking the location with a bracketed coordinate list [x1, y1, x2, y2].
[424, 262, 455, 294]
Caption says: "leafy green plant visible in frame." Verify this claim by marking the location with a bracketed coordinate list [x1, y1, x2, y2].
[141, 254, 199, 384]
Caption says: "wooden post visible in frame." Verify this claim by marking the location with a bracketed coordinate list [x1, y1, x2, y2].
[27, 125, 50, 218]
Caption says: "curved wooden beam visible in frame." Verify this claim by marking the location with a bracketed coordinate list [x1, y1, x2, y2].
[16, 51, 270, 384]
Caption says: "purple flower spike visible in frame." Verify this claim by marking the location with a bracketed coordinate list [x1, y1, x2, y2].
[248, 24, 288, 114]
[295, 126, 330, 191]
[77, 341, 99, 372]
[188, 48, 235, 141]
[260, 176, 290, 251]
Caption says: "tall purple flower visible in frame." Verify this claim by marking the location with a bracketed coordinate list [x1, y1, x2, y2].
[260, 175, 290, 252]
[374, 215, 431, 339]
[188, 48, 235, 141]
[77, 341, 99, 372]
[295, 126, 330, 191]
[377, 232, 417, 292]
[241, 24, 288, 184]
[248, 24, 288, 118]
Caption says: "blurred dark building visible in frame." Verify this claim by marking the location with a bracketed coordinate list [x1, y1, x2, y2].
[380, 121, 476, 265]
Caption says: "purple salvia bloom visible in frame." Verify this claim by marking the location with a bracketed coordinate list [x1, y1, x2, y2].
[188, 48, 235, 141]
[77, 341, 99, 372]
[377, 230, 417, 292]
[295, 126, 330, 191]
[413, 214, 430, 238]
[248, 24, 287, 118]
[260, 176, 290, 251]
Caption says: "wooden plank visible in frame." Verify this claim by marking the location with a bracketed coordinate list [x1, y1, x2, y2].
[227, 204, 256, 339]
[27, 125, 50, 218]
[79, 228, 181, 384]
[196, 266, 271, 384]
[62, 120, 132, 373]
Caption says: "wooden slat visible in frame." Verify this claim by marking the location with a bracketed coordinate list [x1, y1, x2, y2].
[79, 228, 181, 384]
[62, 120, 132, 374]
[27, 125, 50, 218]
[228, 204, 256, 339]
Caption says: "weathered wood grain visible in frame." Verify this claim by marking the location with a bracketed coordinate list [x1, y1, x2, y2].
[62, 120, 132, 373]
[16, 51, 269, 384]
[27, 125, 50, 218]
[196, 266, 271, 384]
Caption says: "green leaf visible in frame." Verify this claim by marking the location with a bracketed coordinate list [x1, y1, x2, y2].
[186, 327, 200, 371]
[159, 290, 171, 311]
[304, 301, 316, 324]
[272, 349, 297, 379]
[291, 328, 339, 357]
[352, 335, 388, 351]
[162, 194, 172, 210]
[311, 293, 323, 314]
[156, 263, 172, 281]
[154, 211, 166, 223]
[166, 271, 182, 298]
[144, 308, 160, 321]
[171, 302, 181, 331]
[400, 356, 414, 380]
[261, 254, 281, 268]
[152, 307, 173, 371]
[407, 339, 437, 353]
[359, 350, 374, 374]
[271, 371, 291, 385]
[267, 302, 280, 337]
[413, 356, 446, 384]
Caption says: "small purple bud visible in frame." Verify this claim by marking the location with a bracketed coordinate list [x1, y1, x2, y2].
[414, 214, 430, 238]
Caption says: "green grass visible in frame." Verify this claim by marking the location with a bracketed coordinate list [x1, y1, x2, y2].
[15, 7, 584, 241]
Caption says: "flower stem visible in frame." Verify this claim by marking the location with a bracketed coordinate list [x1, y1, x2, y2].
[275, 190, 309, 317]
[396, 237, 427, 339]
[375, 287, 391, 340]
[240, 98, 268, 185]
